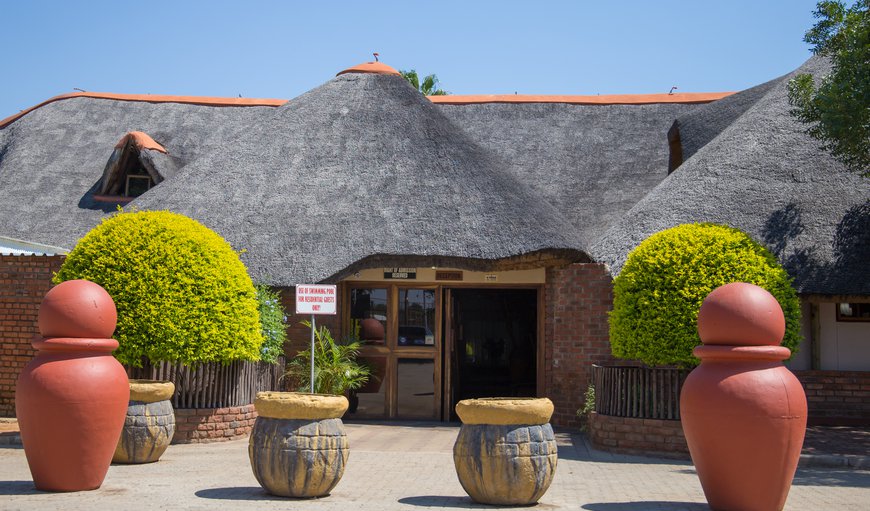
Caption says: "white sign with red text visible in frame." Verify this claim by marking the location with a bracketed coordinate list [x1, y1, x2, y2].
[295, 284, 337, 315]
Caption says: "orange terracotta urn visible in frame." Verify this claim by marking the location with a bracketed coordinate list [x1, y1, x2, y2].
[15, 279, 129, 491]
[680, 282, 807, 511]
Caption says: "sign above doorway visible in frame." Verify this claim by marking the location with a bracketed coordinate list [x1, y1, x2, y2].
[436, 270, 463, 281]
[384, 267, 416, 280]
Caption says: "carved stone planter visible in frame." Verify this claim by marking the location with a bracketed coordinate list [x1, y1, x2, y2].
[453, 397, 557, 505]
[113, 380, 176, 464]
[681, 282, 807, 511]
[15, 280, 129, 491]
[249, 392, 349, 498]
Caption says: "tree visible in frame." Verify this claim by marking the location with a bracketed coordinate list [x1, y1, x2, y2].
[787, 1, 869, 176]
[609, 223, 801, 368]
[400, 69, 448, 95]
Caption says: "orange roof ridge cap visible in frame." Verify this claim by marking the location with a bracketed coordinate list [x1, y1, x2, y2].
[427, 92, 736, 105]
[114, 131, 168, 154]
[1, 92, 288, 129]
[337, 61, 401, 76]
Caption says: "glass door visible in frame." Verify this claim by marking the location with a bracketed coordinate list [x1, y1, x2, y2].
[345, 284, 441, 420]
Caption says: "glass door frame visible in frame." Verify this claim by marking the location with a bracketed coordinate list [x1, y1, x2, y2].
[341, 282, 442, 419]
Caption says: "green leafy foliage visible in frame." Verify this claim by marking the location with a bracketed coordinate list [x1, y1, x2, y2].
[284, 322, 372, 395]
[576, 383, 596, 432]
[609, 223, 802, 367]
[53, 210, 263, 366]
[788, 1, 869, 175]
[400, 69, 449, 95]
[256, 284, 288, 364]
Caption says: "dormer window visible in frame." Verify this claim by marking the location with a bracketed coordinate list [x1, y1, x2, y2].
[126, 174, 152, 197]
[95, 131, 168, 202]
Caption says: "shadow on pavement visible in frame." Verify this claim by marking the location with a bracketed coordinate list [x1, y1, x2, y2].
[672, 467, 870, 488]
[560, 434, 692, 466]
[792, 468, 870, 488]
[0, 481, 41, 495]
[582, 502, 709, 510]
[345, 419, 460, 430]
[195, 486, 322, 501]
[398, 495, 530, 508]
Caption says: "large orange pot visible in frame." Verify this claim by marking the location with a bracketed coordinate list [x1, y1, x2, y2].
[680, 282, 806, 511]
[15, 280, 129, 492]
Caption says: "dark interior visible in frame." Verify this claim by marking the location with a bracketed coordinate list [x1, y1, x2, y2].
[449, 288, 537, 417]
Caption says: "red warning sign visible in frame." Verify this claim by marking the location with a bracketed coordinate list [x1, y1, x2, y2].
[295, 284, 337, 315]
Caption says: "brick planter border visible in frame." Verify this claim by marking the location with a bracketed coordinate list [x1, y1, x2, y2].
[587, 412, 689, 459]
[173, 404, 257, 443]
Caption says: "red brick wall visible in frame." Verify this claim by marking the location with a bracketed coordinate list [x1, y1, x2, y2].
[0, 255, 65, 417]
[544, 264, 616, 427]
[588, 412, 689, 458]
[795, 370, 870, 425]
[173, 404, 257, 443]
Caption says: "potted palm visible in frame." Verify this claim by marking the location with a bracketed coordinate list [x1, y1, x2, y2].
[282, 322, 372, 394]
[248, 324, 371, 498]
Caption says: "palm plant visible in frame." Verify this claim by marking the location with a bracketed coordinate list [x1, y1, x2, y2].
[284, 321, 372, 395]
[400, 69, 448, 96]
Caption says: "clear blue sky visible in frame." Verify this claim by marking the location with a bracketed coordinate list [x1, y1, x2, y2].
[2, 0, 822, 119]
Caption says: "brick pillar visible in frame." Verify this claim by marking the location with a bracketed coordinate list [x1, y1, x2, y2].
[0, 255, 66, 417]
[544, 263, 616, 428]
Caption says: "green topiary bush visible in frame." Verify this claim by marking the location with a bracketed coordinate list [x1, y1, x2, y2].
[54, 210, 263, 366]
[609, 223, 801, 367]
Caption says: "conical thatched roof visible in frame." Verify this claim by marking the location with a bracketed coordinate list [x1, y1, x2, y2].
[132, 71, 586, 285]
[592, 56, 870, 295]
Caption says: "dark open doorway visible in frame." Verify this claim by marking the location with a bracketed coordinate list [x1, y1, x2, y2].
[447, 289, 537, 418]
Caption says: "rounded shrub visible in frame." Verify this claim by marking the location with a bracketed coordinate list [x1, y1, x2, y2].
[54, 210, 263, 366]
[609, 223, 801, 367]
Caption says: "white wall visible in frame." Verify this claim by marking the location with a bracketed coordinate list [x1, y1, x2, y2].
[819, 303, 870, 371]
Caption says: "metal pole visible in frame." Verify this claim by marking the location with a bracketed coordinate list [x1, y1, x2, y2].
[310, 314, 316, 394]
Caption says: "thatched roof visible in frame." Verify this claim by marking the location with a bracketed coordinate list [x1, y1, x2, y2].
[132, 72, 586, 285]
[592, 56, 870, 295]
[671, 75, 781, 165]
[1, 57, 865, 295]
[0, 95, 279, 247]
[437, 100, 703, 247]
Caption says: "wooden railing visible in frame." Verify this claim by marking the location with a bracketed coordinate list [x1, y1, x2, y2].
[126, 358, 285, 409]
[592, 365, 690, 420]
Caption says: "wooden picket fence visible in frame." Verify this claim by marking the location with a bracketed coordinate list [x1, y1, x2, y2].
[126, 357, 285, 409]
[592, 364, 690, 420]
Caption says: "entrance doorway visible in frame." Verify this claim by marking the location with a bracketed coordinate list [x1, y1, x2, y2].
[445, 289, 538, 419]
[343, 282, 540, 421]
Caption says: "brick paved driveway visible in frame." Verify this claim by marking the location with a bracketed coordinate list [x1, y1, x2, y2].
[0, 422, 867, 510]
